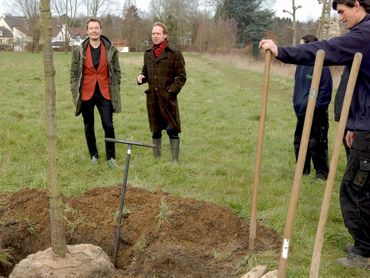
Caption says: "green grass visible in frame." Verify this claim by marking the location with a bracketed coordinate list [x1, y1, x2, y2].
[0, 51, 366, 277]
[0, 248, 13, 268]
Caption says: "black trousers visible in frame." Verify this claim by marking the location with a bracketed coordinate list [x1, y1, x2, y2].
[81, 92, 115, 160]
[293, 108, 329, 177]
[340, 131, 370, 257]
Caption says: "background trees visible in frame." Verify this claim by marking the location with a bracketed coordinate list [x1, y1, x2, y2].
[5, 0, 326, 52]
[11, 0, 41, 52]
[219, 0, 274, 46]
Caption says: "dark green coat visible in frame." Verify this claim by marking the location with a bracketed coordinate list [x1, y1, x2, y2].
[70, 35, 122, 116]
[140, 42, 186, 133]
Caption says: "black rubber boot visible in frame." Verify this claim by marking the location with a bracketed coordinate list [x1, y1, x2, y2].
[152, 138, 161, 158]
[170, 139, 180, 163]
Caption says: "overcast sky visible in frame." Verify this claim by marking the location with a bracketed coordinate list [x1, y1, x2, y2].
[0, 0, 324, 22]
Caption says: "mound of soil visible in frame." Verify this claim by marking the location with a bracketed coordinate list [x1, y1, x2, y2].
[0, 186, 280, 277]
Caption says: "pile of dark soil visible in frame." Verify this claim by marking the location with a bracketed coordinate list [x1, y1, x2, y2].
[0, 186, 280, 277]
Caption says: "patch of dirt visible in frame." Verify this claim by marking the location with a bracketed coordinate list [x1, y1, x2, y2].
[0, 186, 280, 277]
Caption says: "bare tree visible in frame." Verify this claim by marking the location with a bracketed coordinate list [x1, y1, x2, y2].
[11, 0, 41, 52]
[51, 0, 81, 26]
[40, 0, 68, 257]
[85, 0, 113, 17]
[51, 0, 81, 51]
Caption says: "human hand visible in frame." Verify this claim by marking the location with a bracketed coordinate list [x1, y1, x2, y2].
[137, 74, 145, 84]
[259, 39, 278, 56]
[345, 131, 355, 148]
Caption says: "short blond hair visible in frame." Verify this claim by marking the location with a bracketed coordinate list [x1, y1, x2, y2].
[153, 22, 168, 34]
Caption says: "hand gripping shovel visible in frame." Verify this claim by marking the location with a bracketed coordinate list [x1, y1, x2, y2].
[309, 53, 362, 278]
[105, 138, 155, 267]
[249, 50, 272, 251]
[277, 50, 325, 278]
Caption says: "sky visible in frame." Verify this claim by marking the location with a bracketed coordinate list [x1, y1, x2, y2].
[137, 0, 324, 22]
[274, 0, 323, 21]
[0, 0, 323, 22]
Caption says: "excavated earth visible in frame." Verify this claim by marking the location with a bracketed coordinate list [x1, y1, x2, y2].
[0, 186, 280, 277]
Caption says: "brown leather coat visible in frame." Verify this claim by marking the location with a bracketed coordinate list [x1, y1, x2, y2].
[139, 42, 186, 133]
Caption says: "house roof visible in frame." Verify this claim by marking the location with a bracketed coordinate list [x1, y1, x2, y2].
[2, 16, 31, 36]
[0, 26, 12, 37]
[69, 27, 87, 39]
[3, 16, 26, 28]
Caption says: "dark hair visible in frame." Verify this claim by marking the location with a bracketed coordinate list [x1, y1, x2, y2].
[332, 0, 370, 12]
[153, 22, 168, 34]
[86, 18, 102, 29]
[301, 34, 318, 43]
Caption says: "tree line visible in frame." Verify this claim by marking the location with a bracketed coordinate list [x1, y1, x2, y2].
[6, 0, 322, 52]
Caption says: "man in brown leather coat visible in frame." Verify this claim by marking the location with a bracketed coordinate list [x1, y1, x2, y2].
[137, 22, 186, 162]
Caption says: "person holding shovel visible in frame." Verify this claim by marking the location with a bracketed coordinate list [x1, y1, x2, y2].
[292, 34, 333, 180]
[137, 22, 187, 163]
[260, 0, 370, 269]
[70, 18, 121, 169]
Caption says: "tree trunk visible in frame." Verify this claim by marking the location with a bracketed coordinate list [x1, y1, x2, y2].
[40, 0, 68, 257]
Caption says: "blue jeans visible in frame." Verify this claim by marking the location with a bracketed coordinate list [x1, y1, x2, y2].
[81, 92, 115, 160]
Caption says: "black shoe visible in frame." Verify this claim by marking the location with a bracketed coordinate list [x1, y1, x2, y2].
[336, 253, 370, 269]
[344, 244, 354, 254]
[315, 172, 327, 180]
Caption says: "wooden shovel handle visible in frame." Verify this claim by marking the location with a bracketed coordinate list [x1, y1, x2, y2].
[249, 50, 272, 251]
[309, 52, 363, 278]
[278, 50, 325, 278]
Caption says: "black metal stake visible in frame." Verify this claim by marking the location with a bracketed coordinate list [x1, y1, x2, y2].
[105, 138, 154, 267]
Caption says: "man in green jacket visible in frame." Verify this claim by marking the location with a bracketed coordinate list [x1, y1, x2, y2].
[70, 18, 121, 168]
[137, 22, 186, 163]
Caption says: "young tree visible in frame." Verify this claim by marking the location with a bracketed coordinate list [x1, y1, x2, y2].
[40, 0, 68, 257]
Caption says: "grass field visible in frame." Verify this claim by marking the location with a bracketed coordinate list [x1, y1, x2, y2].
[0, 51, 367, 277]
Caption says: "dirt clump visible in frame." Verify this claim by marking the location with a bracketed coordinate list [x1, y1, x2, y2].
[0, 186, 280, 277]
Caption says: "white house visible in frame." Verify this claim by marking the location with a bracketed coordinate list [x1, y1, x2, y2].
[0, 16, 32, 51]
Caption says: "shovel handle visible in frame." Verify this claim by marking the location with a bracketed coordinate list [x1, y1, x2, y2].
[249, 50, 272, 251]
[278, 50, 325, 278]
[309, 53, 362, 278]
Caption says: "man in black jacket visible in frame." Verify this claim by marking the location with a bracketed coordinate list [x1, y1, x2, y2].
[292, 34, 332, 180]
[260, 0, 370, 269]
